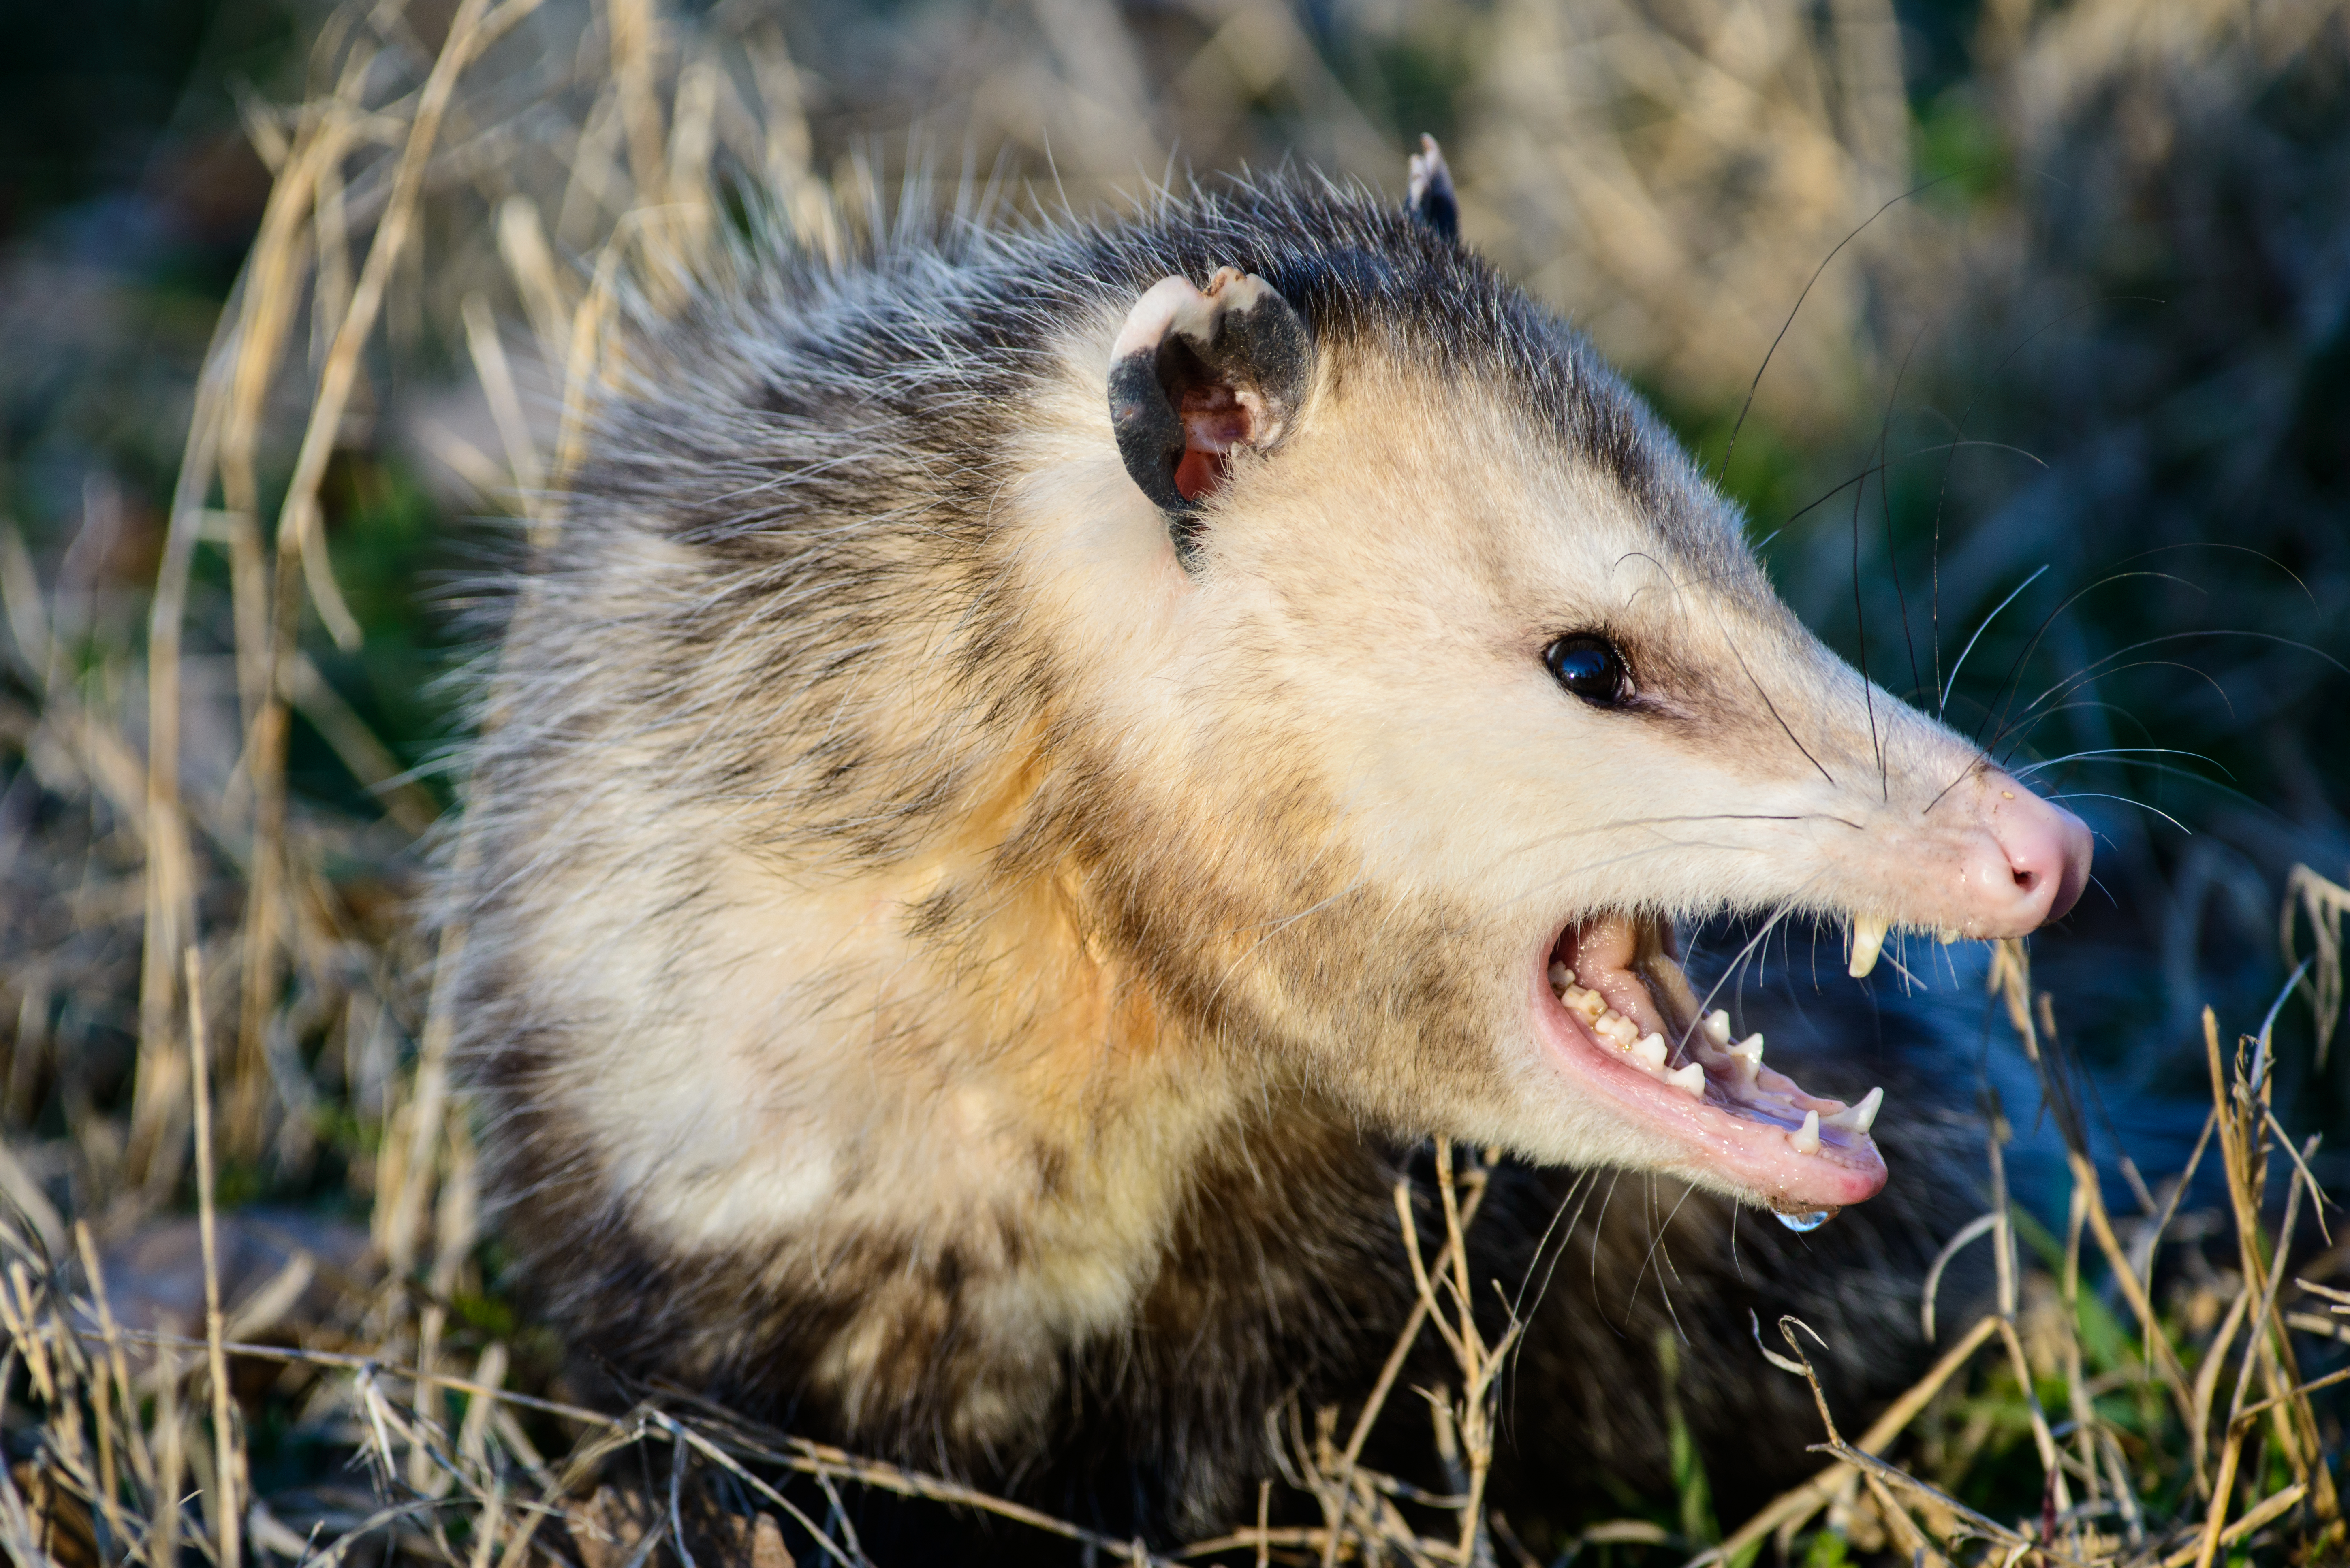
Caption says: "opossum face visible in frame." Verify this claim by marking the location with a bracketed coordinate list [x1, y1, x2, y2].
[1070, 267, 2090, 1219]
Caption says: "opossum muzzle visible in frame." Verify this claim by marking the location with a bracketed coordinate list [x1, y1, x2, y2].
[1109, 267, 1312, 569]
[1540, 914, 1888, 1214]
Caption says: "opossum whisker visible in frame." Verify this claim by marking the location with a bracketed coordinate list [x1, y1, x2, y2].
[2011, 758, 2251, 815]
[1683, 887, 1825, 1054]
[1226, 879, 1372, 937]
[1612, 548, 1691, 612]
[1624, 1180, 1700, 1335]
[1876, 320, 1933, 741]
[1850, 316, 1936, 802]
[1512, 1166, 1599, 1326]
[2000, 746, 2219, 782]
[2002, 657, 2239, 748]
[1476, 812, 1865, 886]
[1848, 459, 1883, 798]
[1972, 569, 2211, 751]
[1202, 876, 1373, 1014]
[1703, 588, 1839, 789]
[1936, 563, 2049, 718]
[2040, 792, 2192, 835]
[1587, 1170, 1626, 1304]
[1993, 695, 2156, 750]
[1535, 1178, 1604, 1323]
[1919, 295, 2160, 715]
[1771, 439, 2044, 539]
[1718, 169, 1973, 479]
[1499, 844, 1765, 907]
[2007, 630, 2350, 741]
[2109, 540, 2316, 605]
[1871, 945, 1925, 992]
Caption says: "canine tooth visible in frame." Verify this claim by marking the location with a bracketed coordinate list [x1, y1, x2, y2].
[1824, 1086, 1883, 1134]
[1632, 1033, 1668, 1069]
[1789, 1110, 1821, 1154]
[1666, 1062, 1705, 1097]
[1549, 961, 1575, 992]
[1702, 1011, 1732, 1045]
[1848, 916, 1889, 979]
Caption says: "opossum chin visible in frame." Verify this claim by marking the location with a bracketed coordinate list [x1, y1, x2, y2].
[1530, 914, 1889, 1214]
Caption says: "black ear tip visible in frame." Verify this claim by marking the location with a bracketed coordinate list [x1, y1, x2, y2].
[1407, 133, 1459, 242]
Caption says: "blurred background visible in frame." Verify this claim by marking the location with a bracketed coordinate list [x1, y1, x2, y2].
[0, 0, 2347, 1554]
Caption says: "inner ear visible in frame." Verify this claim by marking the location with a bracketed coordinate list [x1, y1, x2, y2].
[1108, 267, 1312, 566]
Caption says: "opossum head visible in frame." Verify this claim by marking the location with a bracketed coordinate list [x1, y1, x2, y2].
[1028, 170, 2089, 1221]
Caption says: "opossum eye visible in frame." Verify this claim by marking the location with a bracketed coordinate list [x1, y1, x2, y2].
[1109, 269, 1312, 570]
[1544, 635, 1629, 707]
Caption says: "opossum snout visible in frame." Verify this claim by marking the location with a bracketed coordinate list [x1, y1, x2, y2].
[1962, 779, 2094, 932]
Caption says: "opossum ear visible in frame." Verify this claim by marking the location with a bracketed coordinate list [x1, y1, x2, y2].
[1406, 134, 1459, 241]
[1108, 267, 1312, 570]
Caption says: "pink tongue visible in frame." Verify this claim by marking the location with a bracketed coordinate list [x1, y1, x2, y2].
[1560, 915, 1667, 1033]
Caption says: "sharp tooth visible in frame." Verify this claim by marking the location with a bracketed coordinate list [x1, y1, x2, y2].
[1730, 1033, 1764, 1062]
[1549, 961, 1575, 992]
[1848, 917, 1889, 979]
[1666, 1062, 1705, 1097]
[1823, 1086, 1883, 1134]
[1936, 927, 1959, 945]
[1702, 1010, 1732, 1045]
[1789, 1110, 1820, 1154]
[1632, 1033, 1667, 1069]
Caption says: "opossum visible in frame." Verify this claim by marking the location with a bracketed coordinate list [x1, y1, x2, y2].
[442, 141, 2090, 1548]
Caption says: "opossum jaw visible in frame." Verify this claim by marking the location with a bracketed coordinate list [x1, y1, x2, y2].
[1534, 914, 1887, 1214]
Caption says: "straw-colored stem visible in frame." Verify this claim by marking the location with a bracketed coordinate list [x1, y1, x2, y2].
[187, 949, 242, 1568]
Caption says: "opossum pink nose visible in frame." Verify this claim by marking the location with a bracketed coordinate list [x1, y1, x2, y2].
[1977, 783, 2093, 929]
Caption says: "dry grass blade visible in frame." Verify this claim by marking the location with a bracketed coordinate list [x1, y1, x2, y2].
[186, 947, 242, 1568]
[2281, 865, 2347, 1067]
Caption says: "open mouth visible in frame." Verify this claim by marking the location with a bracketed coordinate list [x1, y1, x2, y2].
[1532, 914, 1888, 1217]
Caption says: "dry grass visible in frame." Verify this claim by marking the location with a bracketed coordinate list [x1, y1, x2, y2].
[0, 0, 2346, 1563]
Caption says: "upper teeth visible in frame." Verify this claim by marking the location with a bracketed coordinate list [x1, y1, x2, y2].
[1822, 1086, 1883, 1134]
[1848, 916, 1889, 978]
[1560, 971, 1716, 1095]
